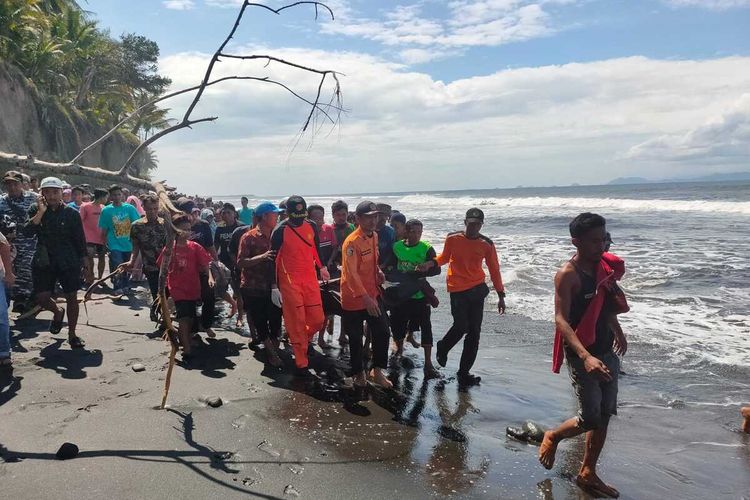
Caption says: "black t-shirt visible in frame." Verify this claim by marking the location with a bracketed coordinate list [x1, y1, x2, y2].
[214, 223, 239, 269]
[567, 267, 614, 357]
[190, 219, 214, 250]
[228, 225, 251, 262]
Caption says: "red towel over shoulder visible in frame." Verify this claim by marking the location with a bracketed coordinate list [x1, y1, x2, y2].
[552, 253, 627, 373]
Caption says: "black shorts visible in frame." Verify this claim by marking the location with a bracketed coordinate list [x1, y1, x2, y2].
[174, 300, 198, 320]
[86, 243, 105, 258]
[33, 266, 81, 295]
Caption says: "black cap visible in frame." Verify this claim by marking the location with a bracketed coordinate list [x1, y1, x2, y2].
[465, 207, 484, 223]
[390, 212, 406, 225]
[175, 197, 195, 214]
[286, 195, 307, 219]
[355, 200, 381, 217]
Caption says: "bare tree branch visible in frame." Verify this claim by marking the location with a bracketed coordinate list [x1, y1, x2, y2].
[113, 1, 342, 176]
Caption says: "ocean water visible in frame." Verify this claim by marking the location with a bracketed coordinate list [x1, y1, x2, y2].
[219, 181, 750, 371]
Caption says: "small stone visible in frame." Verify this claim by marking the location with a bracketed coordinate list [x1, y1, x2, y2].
[206, 396, 223, 408]
[55, 442, 79, 460]
[131, 364, 145, 372]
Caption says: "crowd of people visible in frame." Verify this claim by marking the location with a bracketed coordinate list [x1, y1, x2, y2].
[0, 169, 747, 499]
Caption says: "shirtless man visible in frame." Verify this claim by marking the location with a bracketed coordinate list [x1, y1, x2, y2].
[539, 212, 624, 499]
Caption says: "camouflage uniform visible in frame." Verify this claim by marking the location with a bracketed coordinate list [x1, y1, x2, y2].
[0, 191, 38, 303]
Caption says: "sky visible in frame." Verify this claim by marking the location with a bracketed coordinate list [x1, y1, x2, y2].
[87, 0, 750, 196]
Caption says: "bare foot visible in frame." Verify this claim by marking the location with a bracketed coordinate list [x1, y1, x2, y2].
[235, 317, 244, 328]
[538, 431, 558, 470]
[368, 368, 393, 389]
[576, 471, 620, 498]
[741, 407, 750, 433]
[353, 371, 367, 387]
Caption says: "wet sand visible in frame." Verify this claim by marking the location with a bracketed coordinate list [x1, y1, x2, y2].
[1, 285, 749, 499]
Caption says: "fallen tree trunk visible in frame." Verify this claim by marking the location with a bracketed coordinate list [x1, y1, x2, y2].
[0, 151, 160, 192]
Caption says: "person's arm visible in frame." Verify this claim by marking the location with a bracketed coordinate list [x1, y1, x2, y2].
[125, 226, 141, 270]
[413, 247, 441, 277]
[485, 242, 506, 314]
[310, 221, 324, 270]
[416, 235, 451, 272]
[554, 267, 612, 381]
[22, 202, 44, 237]
[0, 233, 15, 288]
[611, 314, 627, 356]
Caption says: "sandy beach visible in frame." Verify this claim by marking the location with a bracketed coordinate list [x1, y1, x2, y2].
[1, 281, 749, 499]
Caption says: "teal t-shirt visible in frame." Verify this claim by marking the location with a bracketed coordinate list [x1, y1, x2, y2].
[98, 203, 141, 252]
[393, 240, 432, 299]
[238, 207, 254, 225]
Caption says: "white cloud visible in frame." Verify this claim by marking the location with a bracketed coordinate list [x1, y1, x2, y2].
[163, 0, 195, 10]
[153, 50, 750, 195]
[665, 0, 750, 9]
[319, 1, 561, 50]
[625, 94, 750, 161]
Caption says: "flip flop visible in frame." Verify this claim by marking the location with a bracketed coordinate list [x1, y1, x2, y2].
[50, 309, 65, 334]
[68, 336, 85, 349]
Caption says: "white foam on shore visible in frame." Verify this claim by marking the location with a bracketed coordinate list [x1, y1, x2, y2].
[398, 194, 750, 215]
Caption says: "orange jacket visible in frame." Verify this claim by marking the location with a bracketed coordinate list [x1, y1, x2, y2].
[340, 227, 380, 311]
[435, 231, 504, 294]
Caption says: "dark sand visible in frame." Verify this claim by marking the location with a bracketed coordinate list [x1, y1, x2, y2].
[1, 285, 749, 499]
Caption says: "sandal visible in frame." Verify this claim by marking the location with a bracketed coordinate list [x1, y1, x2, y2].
[68, 336, 85, 349]
[50, 308, 65, 334]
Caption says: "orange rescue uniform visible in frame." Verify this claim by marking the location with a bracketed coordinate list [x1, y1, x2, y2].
[340, 227, 381, 311]
[435, 231, 505, 294]
[271, 219, 325, 368]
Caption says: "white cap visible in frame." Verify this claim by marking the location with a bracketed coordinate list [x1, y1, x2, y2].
[40, 177, 64, 189]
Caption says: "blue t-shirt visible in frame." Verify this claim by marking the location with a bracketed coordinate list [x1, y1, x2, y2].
[238, 207, 254, 226]
[67, 201, 82, 212]
[98, 203, 141, 252]
[377, 225, 396, 266]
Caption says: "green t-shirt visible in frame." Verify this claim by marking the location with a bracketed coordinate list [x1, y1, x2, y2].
[393, 240, 432, 299]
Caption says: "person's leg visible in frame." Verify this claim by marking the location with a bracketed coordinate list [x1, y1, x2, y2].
[65, 292, 81, 344]
[146, 270, 160, 301]
[0, 285, 10, 360]
[121, 251, 132, 289]
[342, 310, 366, 384]
[390, 302, 409, 357]
[12, 242, 35, 308]
[280, 281, 309, 370]
[60, 270, 82, 345]
[458, 292, 485, 378]
[419, 301, 440, 377]
[318, 316, 332, 348]
[540, 353, 607, 471]
[302, 278, 326, 343]
[84, 245, 95, 286]
[366, 303, 393, 389]
[175, 301, 196, 355]
[742, 407, 750, 433]
[539, 417, 586, 470]
[97, 247, 106, 279]
[436, 291, 469, 366]
[109, 250, 125, 291]
[199, 273, 216, 336]
[33, 269, 64, 330]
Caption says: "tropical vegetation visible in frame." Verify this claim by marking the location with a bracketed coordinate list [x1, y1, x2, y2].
[0, 0, 172, 176]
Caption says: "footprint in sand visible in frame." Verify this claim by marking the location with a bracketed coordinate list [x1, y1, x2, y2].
[257, 440, 281, 458]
